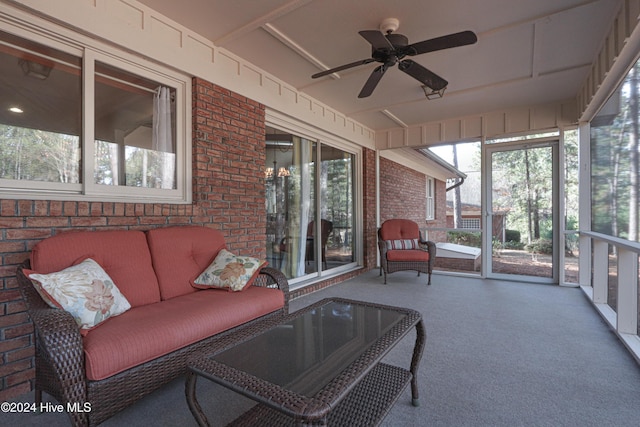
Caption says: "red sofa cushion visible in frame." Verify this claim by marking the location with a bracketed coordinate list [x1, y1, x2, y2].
[380, 219, 420, 241]
[83, 286, 285, 380]
[386, 249, 430, 262]
[146, 226, 226, 300]
[30, 230, 160, 307]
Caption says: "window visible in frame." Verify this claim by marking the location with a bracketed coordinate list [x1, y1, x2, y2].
[426, 177, 435, 220]
[0, 28, 190, 202]
[460, 218, 480, 229]
[591, 60, 640, 241]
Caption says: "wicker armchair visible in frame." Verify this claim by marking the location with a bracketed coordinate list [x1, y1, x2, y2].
[378, 219, 437, 285]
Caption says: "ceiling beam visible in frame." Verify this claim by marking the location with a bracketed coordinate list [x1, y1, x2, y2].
[213, 0, 311, 46]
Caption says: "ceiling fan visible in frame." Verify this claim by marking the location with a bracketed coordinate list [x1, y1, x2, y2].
[311, 18, 477, 98]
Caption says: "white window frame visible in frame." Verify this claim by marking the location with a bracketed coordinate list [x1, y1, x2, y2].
[0, 23, 192, 203]
[426, 176, 435, 220]
[265, 109, 363, 289]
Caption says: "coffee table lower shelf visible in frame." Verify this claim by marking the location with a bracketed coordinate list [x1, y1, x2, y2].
[227, 363, 412, 427]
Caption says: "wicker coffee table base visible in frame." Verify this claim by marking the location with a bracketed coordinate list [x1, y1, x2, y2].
[227, 363, 412, 427]
[186, 298, 425, 427]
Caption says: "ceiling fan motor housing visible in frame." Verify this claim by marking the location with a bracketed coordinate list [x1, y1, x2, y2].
[371, 33, 409, 62]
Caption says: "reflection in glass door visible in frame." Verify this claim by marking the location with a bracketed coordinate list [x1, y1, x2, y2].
[485, 142, 559, 282]
[265, 128, 356, 282]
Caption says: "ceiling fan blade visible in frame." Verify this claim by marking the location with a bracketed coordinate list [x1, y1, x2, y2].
[406, 30, 477, 56]
[359, 30, 394, 51]
[358, 64, 387, 98]
[398, 59, 448, 91]
[311, 58, 375, 78]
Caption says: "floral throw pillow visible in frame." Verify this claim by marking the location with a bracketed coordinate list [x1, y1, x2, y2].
[192, 249, 267, 292]
[27, 258, 131, 330]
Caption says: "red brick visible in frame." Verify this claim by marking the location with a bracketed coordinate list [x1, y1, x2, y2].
[0, 312, 28, 328]
[6, 299, 27, 315]
[77, 201, 90, 216]
[106, 217, 139, 226]
[4, 322, 34, 339]
[1, 199, 17, 216]
[49, 201, 63, 216]
[4, 252, 29, 265]
[33, 200, 48, 216]
[25, 217, 69, 228]
[6, 367, 35, 386]
[70, 217, 107, 227]
[0, 217, 24, 228]
[0, 381, 31, 401]
[0, 336, 30, 353]
[0, 359, 31, 377]
[6, 229, 52, 240]
[63, 201, 77, 216]
[0, 241, 26, 252]
[18, 200, 33, 216]
[6, 347, 35, 364]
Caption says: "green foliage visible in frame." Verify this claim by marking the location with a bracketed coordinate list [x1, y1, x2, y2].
[505, 229, 520, 242]
[590, 60, 640, 241]
[525, 239, 553, 254]
[447, 231, 481, 247]
[503, 240, 525, 250]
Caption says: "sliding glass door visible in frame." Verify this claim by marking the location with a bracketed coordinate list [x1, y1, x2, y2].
[265, 127, 356, 282]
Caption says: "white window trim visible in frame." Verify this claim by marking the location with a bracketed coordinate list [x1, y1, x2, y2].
[0, 21, 192, 203]
[426, 176, 435, 220]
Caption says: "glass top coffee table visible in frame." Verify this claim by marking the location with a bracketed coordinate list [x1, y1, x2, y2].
[185, 297, 425, 426]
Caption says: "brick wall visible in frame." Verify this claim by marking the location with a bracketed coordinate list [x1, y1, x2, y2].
[379, 156, 448, 242]
[379, 157, 427, 225]
[362, 147, 377, 270]
[0, 77, 267, 400]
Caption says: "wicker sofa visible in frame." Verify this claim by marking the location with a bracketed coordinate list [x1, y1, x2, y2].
[16, 226, 289, 427]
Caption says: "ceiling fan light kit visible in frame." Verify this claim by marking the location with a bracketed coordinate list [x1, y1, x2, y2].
[311, 19, 477, 98]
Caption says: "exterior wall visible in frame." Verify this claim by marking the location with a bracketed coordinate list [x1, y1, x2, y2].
[0, 77, 376, 400]
[379, 157, 448, 243]
[362, 148, 378, 270]
[0, 79, 263, 400]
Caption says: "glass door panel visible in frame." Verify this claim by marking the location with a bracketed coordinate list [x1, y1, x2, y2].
[486, 142, 558, 282]
[319, 144, 355, 270]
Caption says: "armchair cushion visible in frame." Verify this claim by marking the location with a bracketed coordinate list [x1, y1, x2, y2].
[386, 249, 430, 262]
[379, 219, 420, 240]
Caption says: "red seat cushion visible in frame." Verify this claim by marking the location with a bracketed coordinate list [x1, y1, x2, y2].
[82, 286, 284, 380]
[386, 249, 430, 262]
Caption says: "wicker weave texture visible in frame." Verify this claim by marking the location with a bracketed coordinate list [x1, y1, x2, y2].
[377, 226, 437, 285]
[16, 260, 290, 427]
[187, 298, 426, 426]
[228, 363, 411, 426]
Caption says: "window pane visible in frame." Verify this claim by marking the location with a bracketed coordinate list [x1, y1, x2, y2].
[321, 144, 354, 268]
[0, 30, 81, 183]
[94, 62, 176, 189]
[591, 61, 639, 241]
[267, 136, 316, 279]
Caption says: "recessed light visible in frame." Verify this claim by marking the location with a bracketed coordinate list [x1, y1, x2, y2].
[9, 107, 23, 113]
